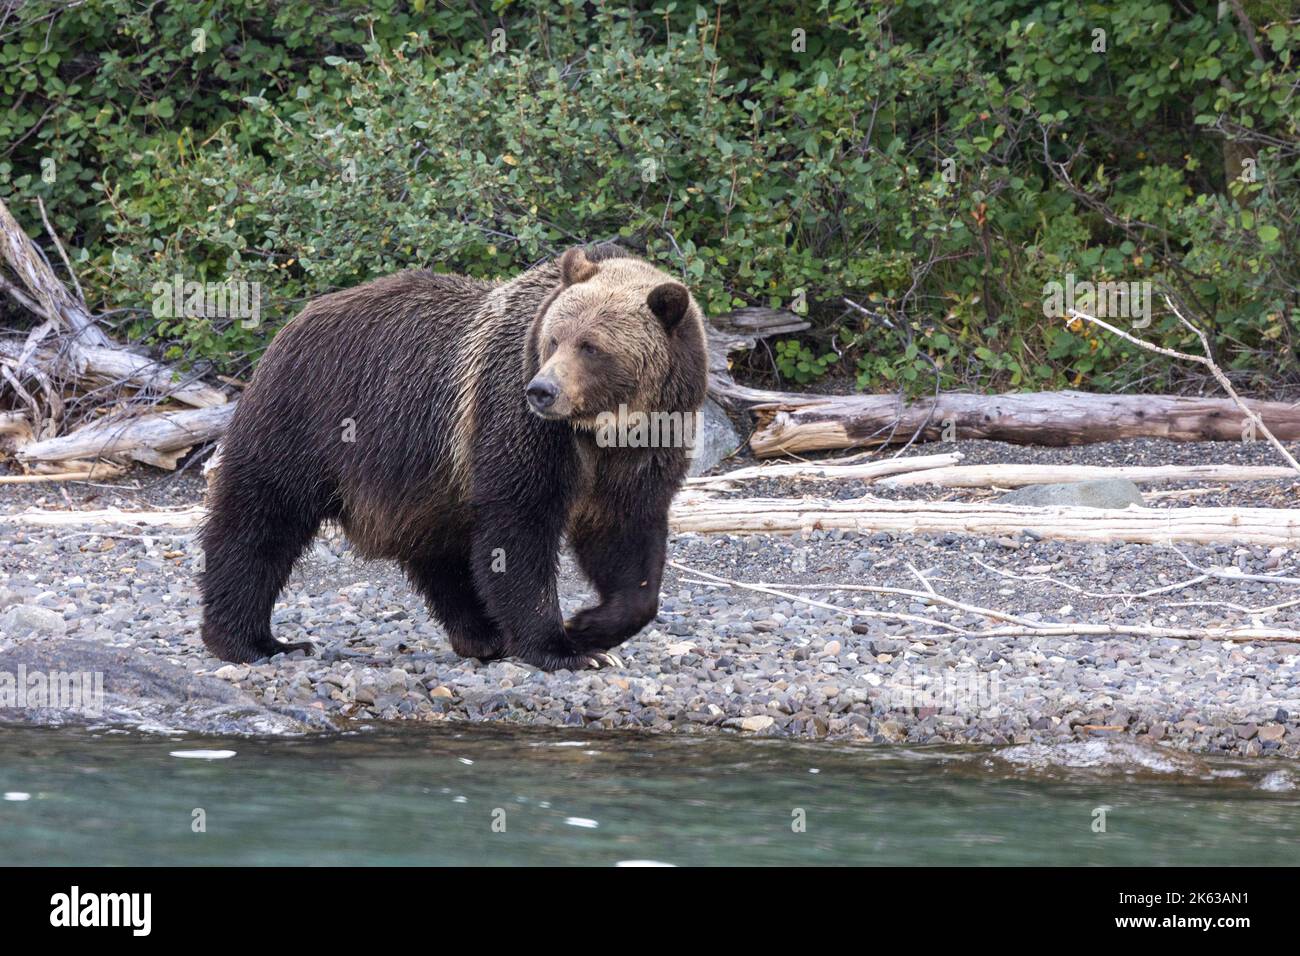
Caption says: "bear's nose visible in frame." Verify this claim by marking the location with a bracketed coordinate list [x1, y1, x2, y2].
[526, 378, 558, 411]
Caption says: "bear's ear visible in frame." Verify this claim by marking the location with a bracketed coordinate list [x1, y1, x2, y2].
[558, 247, 599, 287]
[647, 282, 690, 332]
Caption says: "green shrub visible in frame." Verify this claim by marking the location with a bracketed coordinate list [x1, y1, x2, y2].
[1, 1, 1296, 392]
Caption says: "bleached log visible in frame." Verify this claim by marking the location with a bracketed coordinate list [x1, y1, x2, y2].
[689, 451, 963, 489]
[2, 505, 206, 528]
[668, 496, 1300, 546]
[744, 390, 1300, 457]
[0, 461, 126, 483]
[8, 496, 1298, 548]
[16, 403, 234, 465]
[879, 462, 1299, 489]
[0, 339, 226, 410]
[68, 345, 227, 408]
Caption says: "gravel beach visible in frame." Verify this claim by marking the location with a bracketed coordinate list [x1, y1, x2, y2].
[2, 437, 1298, 758]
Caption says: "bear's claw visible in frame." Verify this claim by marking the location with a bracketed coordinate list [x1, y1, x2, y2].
[515, 648, 624, 672]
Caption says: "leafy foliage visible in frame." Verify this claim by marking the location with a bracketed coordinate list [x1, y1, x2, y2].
[2, 1, 1297, 391]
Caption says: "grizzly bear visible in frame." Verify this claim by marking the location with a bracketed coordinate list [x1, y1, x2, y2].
[199, 244, 709, 670]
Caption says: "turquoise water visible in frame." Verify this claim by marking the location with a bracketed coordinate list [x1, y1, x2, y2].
[1, 723, 1298, 865]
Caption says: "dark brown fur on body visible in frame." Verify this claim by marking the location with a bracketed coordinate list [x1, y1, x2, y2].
[200, 244, 709, 670]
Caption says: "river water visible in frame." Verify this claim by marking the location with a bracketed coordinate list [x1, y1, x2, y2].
[2, 724, 1297, 865]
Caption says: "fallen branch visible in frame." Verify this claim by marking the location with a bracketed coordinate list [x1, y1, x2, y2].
[669, 561, 1300, 645]
[2, 505, 207, 528]
[879, 462, 1297, 489]
[970, 555, 1300, 601]
[10, 494, 1299, 548]
[688, 451, 962, 489]
[669, 560, 970, 634]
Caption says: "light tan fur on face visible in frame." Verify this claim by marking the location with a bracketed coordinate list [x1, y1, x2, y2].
[446, 250, 699, 495]
[534, 257, 677, 426]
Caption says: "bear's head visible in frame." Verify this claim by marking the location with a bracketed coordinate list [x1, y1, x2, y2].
[525, 246, 707, 428]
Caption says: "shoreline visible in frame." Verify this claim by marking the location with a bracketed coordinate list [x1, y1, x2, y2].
[1, 437, 1298, 758]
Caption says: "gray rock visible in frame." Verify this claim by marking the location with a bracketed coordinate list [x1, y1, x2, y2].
[997, 479, 1145, 510]
[687, 397, 741, 476]
[0, 639, 333, 734]
[1, 604, 68, 638]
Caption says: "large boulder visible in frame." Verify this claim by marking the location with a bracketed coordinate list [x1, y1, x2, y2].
[687, 397, 741, 476]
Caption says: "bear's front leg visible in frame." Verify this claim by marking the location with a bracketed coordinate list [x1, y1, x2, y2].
[470, 503, 618, 671]
[565, 505, 668, 652]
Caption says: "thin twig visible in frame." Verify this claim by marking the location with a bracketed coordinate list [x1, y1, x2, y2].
[666, 560, 1300, 645]
[36, 195, 85, 304]
[1067, 301, 1300, 474]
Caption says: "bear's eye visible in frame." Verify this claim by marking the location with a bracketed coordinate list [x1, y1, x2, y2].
[579, 341, 599, 357]
[549, 336, 558, 351]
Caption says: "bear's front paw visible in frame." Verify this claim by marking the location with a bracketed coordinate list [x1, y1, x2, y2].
[563, 595, 657, 650]
[516, 644, 624, 672]
[562, 607, 621, 650]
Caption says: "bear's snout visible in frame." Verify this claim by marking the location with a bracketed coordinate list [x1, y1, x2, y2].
[526, 376, 560, 414]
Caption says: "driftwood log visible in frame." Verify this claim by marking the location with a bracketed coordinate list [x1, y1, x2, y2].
[737, 391, 1300, 458]
[669, 495, 1300, 546]
[0, 340, 226, 411]
[704, 310, 1300, 458]
[7, 496, 1299, 547]
[0, 194, 229, 471]
[15, 403, 235, 468]
[878, 462, 1299, 489]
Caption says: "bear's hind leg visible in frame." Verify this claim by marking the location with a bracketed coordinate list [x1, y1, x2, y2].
[200, 477, 321, 662]
[404, 552, 505, 662]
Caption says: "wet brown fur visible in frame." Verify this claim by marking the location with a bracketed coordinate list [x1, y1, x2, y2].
[199, 244, 709, 669]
